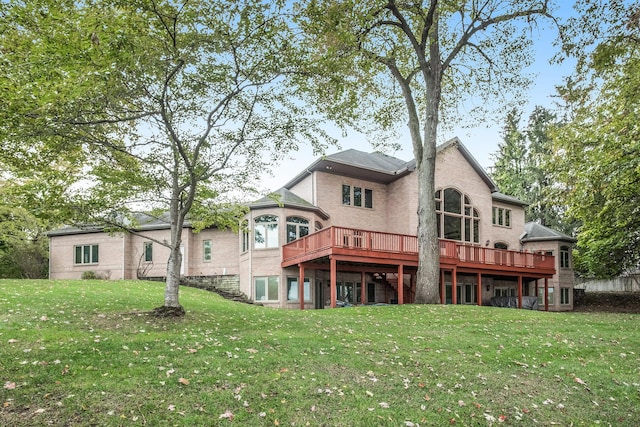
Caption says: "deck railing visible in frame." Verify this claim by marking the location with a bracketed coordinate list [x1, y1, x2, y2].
[439, 239, 555, 270]
[282, 226, 419, 263]
[282, 226, 554, 271]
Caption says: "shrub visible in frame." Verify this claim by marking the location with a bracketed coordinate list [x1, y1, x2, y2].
[81, 271, 99, 280]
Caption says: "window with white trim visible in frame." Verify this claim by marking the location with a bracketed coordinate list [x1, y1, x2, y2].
[561, 287, 570, 305]
[74, 244, 99, 265]
[241, 220, 250, 252]
[254, 215, 278, 249]
[255, 276, 279, 302]
[342, 184, 373, 209]
[538, 286, 554, 305]
[286, 277, 311, 302]
[286, 216, 309, 243]
[560, 246, 570, 268]
[494, 287, 516, 297]
[492, 207, 511, 227]
[144, 242, 153, 262]
[435, 188, 479, 243]
[203, 240, 212, 262]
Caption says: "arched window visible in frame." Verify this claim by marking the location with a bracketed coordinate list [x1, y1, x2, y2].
[494, 242, 508, 250]
[254, 215, 279, 249]
[435, 188, 479, 243]
[286, 216, 309, 243]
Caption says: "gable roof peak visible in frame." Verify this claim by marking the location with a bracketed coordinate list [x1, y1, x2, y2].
[521, 221, 577, 243]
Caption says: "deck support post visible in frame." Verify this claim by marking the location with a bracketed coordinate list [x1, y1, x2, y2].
[298, 264, 305, 310]
[397, 264, 404, 305]
[544, 278, 549, 311]
[477, 273, 482, 306]
[361, 271, 366, 305]
[517, 276, 523, 309]
[452, 267, 458, 305]
[330, 257, 337, 308]
[440, 270, 445, 304]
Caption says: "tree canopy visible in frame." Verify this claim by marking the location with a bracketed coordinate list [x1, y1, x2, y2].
[1, 0, 329, 313]
[552, 1, 640, 277]
[296, 0, 558, 302]
[491, 106, 572, 233]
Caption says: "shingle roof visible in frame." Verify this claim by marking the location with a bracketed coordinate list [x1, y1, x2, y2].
[521, 222, 576, 243]
[47, 212, 180, 236]
[492, 192, 528, 207]
[249, 187, 330, 219]
[324, 149, 411, 173]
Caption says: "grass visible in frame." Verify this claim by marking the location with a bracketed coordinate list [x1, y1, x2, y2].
[1, 280, 639, 426]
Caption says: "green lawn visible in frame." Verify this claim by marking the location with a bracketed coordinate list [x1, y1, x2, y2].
[1, 280, 638, 426]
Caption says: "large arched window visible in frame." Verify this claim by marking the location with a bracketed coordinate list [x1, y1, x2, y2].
[254, 215, 279, 249]
[286, 216, 309, 243]
[435, 188, 480, 243]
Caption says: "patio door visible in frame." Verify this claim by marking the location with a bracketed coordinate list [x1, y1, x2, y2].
[457, 283, 477, 304]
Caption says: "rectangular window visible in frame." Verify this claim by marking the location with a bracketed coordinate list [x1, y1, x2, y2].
[255, 276, 279, 302]
[495, 287, 516, 297]
[254, 220, 278, 249]
[203, 240, 212, 262]
[561, 288, 570, 305]
[342, 184, 373, 209]
[365, 189, 373, 208]
[464, 218, 471, 242]
[353, 187, 362, 207]
[286, 277, 311, 302]
[492, 207, 512, 227]
[342, 184, 351, 205]
[444, 215, 462, 240]
[560, 246, 570, 268]
[242, 230, 250, 252]
[74, 244, 99, 264]
[538, 286, 554, 305]
[144, 242, 153, 262]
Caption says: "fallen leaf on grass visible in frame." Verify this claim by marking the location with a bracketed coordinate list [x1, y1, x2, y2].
[574, 377, 591, 392]
[178, 378, 190, 386]
[379, 402, 390, 409]
[4, 382, 16, 390]
[219, 410, 234, 420]
[484, 413, 496, 422]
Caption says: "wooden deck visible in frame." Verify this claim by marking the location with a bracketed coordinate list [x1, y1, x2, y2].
[282, 226, 555, 277]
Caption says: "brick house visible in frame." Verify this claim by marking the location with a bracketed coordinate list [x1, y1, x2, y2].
[48, 138, 576, 311]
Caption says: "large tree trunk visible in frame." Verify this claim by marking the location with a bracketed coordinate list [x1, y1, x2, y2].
[164, 244, 182, 307]
[154, 185, 187, 317]
[413, 133, 441, 304]
[414, 65, 441, 304]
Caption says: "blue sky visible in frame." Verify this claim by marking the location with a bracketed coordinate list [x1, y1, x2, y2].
[258, 2, 576, 192]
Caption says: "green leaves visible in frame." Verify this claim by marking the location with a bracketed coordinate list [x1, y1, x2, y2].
[551, 2, 640, 277]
